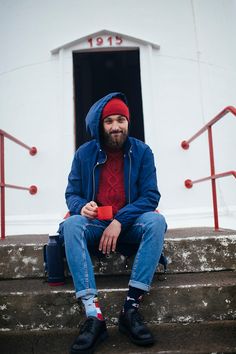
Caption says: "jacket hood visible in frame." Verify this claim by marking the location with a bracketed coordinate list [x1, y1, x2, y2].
[85, 92, 128, 143]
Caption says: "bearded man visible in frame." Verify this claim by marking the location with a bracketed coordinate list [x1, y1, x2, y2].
[58, 92, 167, 354]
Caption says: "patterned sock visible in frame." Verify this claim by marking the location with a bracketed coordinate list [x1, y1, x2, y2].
[81, 295, 104, 320]
[123, 286, 145, 313]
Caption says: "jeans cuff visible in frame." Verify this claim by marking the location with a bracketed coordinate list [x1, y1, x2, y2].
[128, 280, 150, 292]
[76, 288, 98, 299]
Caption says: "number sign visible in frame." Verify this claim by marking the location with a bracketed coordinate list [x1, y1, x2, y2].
[88, 36, 123, 48]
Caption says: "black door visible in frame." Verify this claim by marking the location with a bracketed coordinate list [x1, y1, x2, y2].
[73, 49, 144, 148]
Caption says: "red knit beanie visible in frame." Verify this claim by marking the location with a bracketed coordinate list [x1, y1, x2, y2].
[102, 98, 130, 121]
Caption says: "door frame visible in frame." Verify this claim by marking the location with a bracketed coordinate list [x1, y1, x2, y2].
[73, 48, 146, 147]
[51, 30, 160, 156]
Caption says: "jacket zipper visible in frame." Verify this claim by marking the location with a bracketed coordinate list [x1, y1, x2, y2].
[128, 149, 132, 204]
[92, 153, 107, 201]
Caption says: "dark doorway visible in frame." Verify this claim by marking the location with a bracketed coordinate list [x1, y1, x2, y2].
[73, 49, 144, 149]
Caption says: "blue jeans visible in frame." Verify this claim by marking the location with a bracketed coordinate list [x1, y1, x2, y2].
[59, 212, 166, 298]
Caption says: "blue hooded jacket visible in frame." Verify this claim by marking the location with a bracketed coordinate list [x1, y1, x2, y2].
[65, 92, 161, 229]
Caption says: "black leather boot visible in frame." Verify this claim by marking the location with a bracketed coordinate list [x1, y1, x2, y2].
[70, 316, 108, 354]
[118, 308, 154, 346]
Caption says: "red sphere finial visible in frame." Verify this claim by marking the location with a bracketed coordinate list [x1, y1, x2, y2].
[29, 185, 37, 194]
[185, 179, 193, 188]
[30, 147, 37, 156]
[181, 141, 189, 150]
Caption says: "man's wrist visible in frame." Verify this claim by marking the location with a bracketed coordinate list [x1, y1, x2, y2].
[112, 218, 121, 227]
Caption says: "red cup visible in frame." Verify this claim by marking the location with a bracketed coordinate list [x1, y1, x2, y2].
[97, 206, 113, 220]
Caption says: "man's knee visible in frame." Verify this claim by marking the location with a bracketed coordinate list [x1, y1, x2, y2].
[140, 212, 167, 244]
[154, 212, 167, 229]
[142, 212, 166, 229]
[62, 215, 87, 237]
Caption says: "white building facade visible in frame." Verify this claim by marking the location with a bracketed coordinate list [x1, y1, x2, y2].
[0, 0, 236, 235]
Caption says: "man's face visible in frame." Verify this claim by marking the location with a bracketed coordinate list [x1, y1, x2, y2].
[101, 115, 129, 149]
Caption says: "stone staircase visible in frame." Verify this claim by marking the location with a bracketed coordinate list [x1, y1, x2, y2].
[0, 227, 236, 353]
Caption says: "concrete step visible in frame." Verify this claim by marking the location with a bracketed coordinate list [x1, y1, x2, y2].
[0, 321, 235, 354]
[0, 271, 235, 331]
[1, 227, 236, 279]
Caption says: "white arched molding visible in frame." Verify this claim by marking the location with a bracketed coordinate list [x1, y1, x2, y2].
[51, 29, 160, 154]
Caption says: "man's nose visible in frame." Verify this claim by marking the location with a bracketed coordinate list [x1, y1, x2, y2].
[111, 121, 120, 130]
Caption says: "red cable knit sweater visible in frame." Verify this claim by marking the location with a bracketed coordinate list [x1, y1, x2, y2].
[96, 149, 126, 216]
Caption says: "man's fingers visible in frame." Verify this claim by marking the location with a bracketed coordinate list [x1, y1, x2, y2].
[86, 205, 97, 213]
[99, 220, 121, 254]
[111, 237, 117, 252]
[99, 233, 105, 251]
[81, 208, 92, 218]
[99, 235, 107, 253]
[85, 209, 97, 217]
[106, 237, 113, 255]
[81, 202, 98, 219]
[99, 234, 110, 254]
[99, 234, 117, 254]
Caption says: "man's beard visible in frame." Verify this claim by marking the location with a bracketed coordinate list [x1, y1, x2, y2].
[101, 130, 128, 149]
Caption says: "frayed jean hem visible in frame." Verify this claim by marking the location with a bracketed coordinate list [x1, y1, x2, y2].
[76, 288, 98, 299]
[129, 280, 150, 292]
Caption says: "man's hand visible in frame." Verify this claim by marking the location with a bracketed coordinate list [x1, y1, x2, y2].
[99, 219, 121, 255]
[81, 201, 98, 219]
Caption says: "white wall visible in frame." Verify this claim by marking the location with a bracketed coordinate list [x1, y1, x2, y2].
[0, 0, 236, 235]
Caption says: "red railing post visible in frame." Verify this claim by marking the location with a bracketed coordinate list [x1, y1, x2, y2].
[181, 106, 236, 231]
[0, 134, 6, 240]
[208, 126, 219, 230]
[0, 130, 38, 240]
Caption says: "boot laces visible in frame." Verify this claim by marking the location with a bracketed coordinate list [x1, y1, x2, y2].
[80, 317, 95, 334]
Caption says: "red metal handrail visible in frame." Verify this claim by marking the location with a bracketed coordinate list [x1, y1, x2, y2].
[0, 129, 38, 240]
[181, 106, 236, 231]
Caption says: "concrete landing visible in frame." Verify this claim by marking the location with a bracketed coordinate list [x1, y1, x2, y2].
[1, 227, 236, 279]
